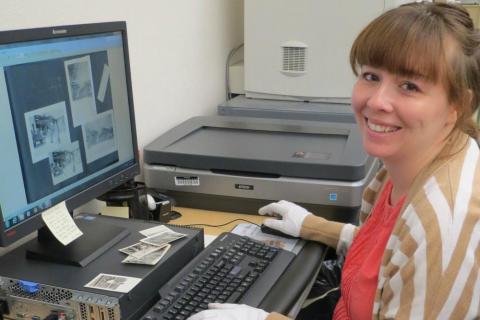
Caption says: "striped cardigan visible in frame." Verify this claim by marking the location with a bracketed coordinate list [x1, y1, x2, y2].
[268, 132, 480, 320]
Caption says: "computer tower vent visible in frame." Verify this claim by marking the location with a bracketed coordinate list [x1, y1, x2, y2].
[79, 303, 88, 320]
[78, 302, 116, 320]
[281, 42, 307, 75]
[108, 306, 116, 320]
[7, 282, 73, 304]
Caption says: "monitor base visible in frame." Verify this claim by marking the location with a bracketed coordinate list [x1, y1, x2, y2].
[26, 218, 129, 267]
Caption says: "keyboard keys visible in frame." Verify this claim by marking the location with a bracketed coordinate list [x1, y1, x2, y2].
[230, 265, 242, 276]
[141, 234, 292, 320]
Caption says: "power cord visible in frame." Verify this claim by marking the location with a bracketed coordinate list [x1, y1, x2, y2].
[301, 287, 340, 308]
[180, 218, 260, 230]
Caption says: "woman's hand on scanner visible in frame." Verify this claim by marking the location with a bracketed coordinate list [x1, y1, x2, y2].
[258, 200, 312, 237]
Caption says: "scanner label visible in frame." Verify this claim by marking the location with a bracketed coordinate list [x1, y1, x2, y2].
[235, 184, 254, 190]
[175, 176, 200, 186]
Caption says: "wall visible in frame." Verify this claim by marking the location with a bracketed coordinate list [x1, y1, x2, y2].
[0, 0, 244, 166]
[0, 0, 244, 254]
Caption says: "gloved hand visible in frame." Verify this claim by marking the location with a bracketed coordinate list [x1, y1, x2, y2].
[258, 200, 312, 237]
[187, 303, 269, 320]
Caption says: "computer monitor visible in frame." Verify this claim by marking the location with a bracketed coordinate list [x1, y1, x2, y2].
[0, 21, 139, 266]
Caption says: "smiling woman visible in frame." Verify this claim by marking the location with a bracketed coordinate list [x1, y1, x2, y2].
[349, 2, 480, 204]
[351, 66, 458, 166]
[350, 2, 480, 141]
[187, 3, 480, 320]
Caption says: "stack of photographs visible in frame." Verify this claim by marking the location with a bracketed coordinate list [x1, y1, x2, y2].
[119, 225, 186, 265]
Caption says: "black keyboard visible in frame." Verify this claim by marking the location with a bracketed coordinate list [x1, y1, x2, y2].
[141, 232, 296, 320]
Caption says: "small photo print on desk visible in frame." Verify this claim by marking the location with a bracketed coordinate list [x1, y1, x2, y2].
[139, 225, 172, 237]
[140, 230, 186, 247]
[85, 273, 141, 293]
[119, 241, 164, 259]
[122, 244, 170, 265]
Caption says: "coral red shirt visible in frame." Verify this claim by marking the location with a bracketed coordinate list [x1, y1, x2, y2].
[333, 180, 405, 319]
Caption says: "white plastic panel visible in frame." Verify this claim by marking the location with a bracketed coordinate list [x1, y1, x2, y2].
[244, 0, 385, 101]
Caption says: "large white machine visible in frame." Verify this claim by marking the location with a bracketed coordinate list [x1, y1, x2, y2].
[244, 0, 389, 102]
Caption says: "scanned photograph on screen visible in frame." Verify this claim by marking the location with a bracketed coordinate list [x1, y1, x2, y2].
[25, 101, 71, 163]
[82, 110, 117, 163]
[5, 50, 113, 203]
[49, 141, 83, 185]
[97, 64, 110, 103]
[65, 56, 97, 127]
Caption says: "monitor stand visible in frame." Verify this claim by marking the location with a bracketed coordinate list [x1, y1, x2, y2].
[25, 219, 129, 267]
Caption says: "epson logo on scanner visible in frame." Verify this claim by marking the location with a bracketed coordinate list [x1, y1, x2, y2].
[235, 184, 254, 191]
[52, 29, 67, 35]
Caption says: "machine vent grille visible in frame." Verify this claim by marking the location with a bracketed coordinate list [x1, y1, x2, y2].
[79, 303, 88, 320]
[282, 46, 307, 73]
[108, 307, 115, 320]
[8, 282, 73, 304]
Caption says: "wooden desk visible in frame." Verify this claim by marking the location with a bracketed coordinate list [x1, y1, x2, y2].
[172, 207, 266, 235]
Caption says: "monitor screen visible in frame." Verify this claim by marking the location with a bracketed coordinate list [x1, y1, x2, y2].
[0, 22, 139, 264]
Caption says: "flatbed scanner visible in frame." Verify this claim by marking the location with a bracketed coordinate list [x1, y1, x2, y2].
[143, 116, 380, 223]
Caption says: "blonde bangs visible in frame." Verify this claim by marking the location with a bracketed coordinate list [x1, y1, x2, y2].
[350, 7, 448, 84]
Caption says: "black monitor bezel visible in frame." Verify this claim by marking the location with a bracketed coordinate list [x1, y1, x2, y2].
[0, 21, 140, 247]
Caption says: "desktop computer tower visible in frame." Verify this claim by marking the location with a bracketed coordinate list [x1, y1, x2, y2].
[0, 215, 203, 320]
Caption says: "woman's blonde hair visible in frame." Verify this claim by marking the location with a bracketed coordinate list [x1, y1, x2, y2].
[350, 2, 480, 138]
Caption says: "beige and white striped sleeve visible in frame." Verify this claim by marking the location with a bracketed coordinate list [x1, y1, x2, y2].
[374, 138, 480, 319]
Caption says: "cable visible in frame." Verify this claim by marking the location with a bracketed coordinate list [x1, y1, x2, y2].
[180, 218, 260, 229]
[225, 43, 244, 100]
[301, 287, 340, 308]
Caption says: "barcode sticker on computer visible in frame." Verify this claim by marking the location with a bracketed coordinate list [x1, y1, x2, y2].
[175, 176, 200, 186]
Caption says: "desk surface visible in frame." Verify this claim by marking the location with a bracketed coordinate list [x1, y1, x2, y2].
[172, 206, 266, 235]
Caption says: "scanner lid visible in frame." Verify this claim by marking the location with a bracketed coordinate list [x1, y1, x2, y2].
[144, 116, 373, 181]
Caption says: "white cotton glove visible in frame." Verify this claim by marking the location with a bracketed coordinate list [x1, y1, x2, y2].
[258, 200, 312, 237]
[187, 303, 269, 320]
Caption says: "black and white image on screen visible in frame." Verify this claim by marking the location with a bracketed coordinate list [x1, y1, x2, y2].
[82, 110, 117, 164]
[24, 101, 71, 164]
[5, 50, 118, 203]
[48, 140, 83, 185]
[65, 55, 97, 127]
